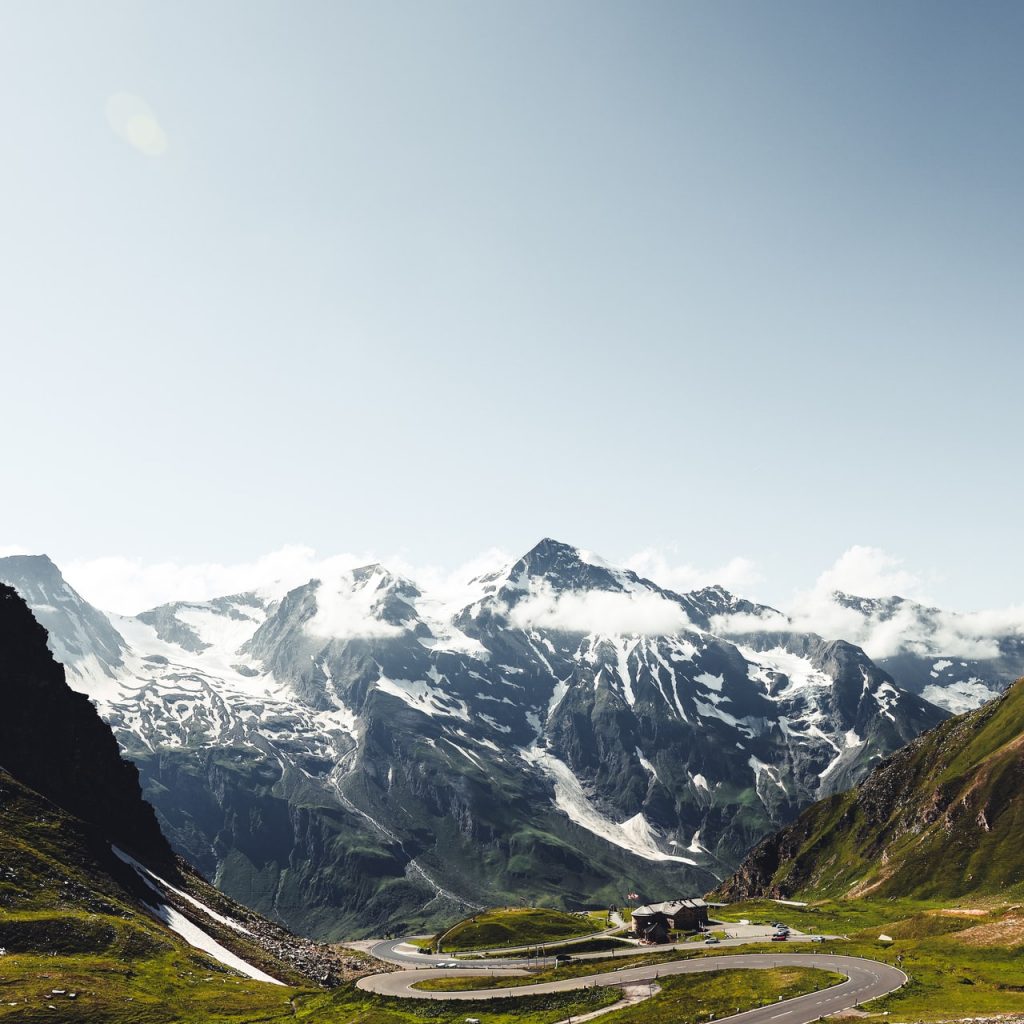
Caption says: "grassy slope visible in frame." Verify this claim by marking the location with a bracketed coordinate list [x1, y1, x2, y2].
[716, 898, 1024, 1021]
[432, 908, 603, 951]
[413, 964, 839, 1022]
[600, 967, 842, 1024]
[724, 679, 1024, 901]
[0, 771, 299, 1023]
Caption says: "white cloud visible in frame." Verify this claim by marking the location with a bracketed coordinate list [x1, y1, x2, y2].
[305, 575, 405, 639]
[60, 545, 515, 618]
[39, 541, 1024, 661]
[713, 545, 1024, 661]
[105, 93, 168, 157]
[710, 609, 791, 636]
[957, 606, 1024, 640]
[811, 545, 921, 600]
[625, 548, 763, 595]
[509, 583, 690, 636]
[62, 546, 372, 614]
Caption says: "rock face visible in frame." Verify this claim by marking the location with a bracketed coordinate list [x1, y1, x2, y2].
[0, 583, 370, 988]
[1, 543, 954, 940]
[0, 583, 169, 864]
[717, 677, 1024, 901]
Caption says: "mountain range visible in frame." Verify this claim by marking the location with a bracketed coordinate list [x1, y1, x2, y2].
[3, 539, 1021, 939]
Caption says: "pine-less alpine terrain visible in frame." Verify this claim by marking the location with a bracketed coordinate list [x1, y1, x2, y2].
[4, 539, 1020, 938]
[0, 591, 850, 1024]
[719, 675, 1024, 901]
[0, 541, 995, 939]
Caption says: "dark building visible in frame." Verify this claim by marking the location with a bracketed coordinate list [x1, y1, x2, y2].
[632, 899, 709, 943]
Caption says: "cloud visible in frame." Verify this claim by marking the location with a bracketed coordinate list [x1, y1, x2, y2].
[62, 546, 373, 614]
[44, 541, 1024, 660]
[105, 93, 168, 157]
[509, 583, 690, 636]
[710, 609, 791, 636]
[810, 545, 921, 600]
[714, 545, 1024, 661]
[625, 548, 763, 595]
[305, 576, 405, 640]
[60, 544, 515, 617]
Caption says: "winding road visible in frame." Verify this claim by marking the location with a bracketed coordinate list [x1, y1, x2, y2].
[367, 929, 842, 971]
[359, 951, 907, 1024]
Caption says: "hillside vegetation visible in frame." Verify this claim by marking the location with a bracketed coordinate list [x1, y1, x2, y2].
[432, 907, 604, 951]
[0, 768, 304, 1022]
[719, 678, 1024, 900]
[713, 898, 1024, 1021]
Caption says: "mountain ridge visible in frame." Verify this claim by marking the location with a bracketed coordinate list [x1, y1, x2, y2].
[717, 676, 1024, 901]
[2, 540, 1006, 938]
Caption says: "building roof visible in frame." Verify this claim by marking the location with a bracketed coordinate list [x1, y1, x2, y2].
[632, 899, 708, 917]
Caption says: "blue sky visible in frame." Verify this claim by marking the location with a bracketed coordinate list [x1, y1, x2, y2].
[1, 1, 1022, 611]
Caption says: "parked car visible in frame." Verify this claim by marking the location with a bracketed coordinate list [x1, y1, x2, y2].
[770, 933, 788, 942]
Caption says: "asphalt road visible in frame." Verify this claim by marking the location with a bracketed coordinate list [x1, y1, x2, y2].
[359, 952, 907, 1024]
[367, 932, 841, 970]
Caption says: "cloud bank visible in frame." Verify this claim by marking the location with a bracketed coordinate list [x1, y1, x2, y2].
[711, 545, 1024, 661]
[625, 548, 763, 595]
[305, 576, 405, 640]
[60, 545, 512, 617]
[509, 583, 691, 635]
[31, 541, 1024, 660]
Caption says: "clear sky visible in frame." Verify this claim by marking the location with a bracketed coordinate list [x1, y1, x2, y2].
[1, 1, 1022, 611]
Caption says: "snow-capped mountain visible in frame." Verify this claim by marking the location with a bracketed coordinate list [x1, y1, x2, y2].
[830, 592, 1024, 713]
[0, 542, 977, 939]
[712, 590, 1024, 715]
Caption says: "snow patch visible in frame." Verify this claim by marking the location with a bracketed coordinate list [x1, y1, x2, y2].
[112, 847, 252, 935]
[635, 748, 660, 783]
[749, 756, 787, 798]
[520, 745, 695, 863]
[922, 679, 1000, 715]
[375, 674, 470, 721]
[144, 902, 282, 985]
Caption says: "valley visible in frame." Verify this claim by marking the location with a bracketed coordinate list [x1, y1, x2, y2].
[3, 550, 1024, 1024]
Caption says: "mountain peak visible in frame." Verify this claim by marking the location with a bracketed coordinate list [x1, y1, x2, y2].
[521, 537, 584, 563]
[0, 551, 63, 581]
[506, 538, 631, 596]
[0, 553, 127, 677]
[350, 562, 421, 598]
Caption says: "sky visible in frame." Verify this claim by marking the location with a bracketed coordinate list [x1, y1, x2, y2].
[1, 1, 1022, 614]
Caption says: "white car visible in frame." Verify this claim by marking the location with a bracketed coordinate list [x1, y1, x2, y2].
[437, 961, 460, 968]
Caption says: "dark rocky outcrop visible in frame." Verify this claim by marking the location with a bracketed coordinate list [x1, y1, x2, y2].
[0, 583, 171, 863]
